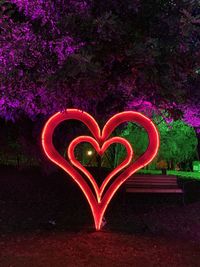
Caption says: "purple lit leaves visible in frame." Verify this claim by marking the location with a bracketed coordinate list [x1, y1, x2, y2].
[10, 0, 90, 24]
[0, 0, 200, 128]
[0, 1, 86, 119]
[0, 21, 43, 73]
[9, 0, 58, 25]
[182, 105, 200, 133]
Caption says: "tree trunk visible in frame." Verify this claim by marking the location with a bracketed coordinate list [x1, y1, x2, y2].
[195, 130, 200, 160]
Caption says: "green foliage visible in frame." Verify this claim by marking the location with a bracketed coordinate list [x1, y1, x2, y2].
[114, 123, 148, 167]
[115, 118, 198, 169]
[158, 119, 198, 165]
[139, 169, 200, 180]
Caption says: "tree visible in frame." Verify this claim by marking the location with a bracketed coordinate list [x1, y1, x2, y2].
[114, 119, 197, 170]
[158, 119, 197, 169]
[0, 0, 200, 123]
[1, 0, 200, 170]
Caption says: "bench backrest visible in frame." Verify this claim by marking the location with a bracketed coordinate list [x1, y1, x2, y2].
[125, 175, 183, 193]
[126, 175, 177, 184]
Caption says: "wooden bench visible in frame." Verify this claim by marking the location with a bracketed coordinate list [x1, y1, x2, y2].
[125, 174, 184, 202]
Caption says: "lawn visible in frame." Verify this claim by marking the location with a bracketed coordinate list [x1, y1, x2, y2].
[0, 167, 200, 266]
[1, 230, 200, 267]
[139, 169, 200, 180]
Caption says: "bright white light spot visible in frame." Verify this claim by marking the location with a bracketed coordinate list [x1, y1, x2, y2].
[87, 150, 93, 156]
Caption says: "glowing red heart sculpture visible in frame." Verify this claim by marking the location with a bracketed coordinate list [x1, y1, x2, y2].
[41, 109, 159, 230]
[68, 136, 133, 203]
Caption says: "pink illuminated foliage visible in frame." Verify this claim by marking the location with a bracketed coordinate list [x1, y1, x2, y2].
[182, 105, 200, 133]
[0, 0, 200, 125]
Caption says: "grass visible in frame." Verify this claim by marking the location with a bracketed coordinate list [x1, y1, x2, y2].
[1, 231, 200, 267]
[0, 166, 200, 266]
[139, 169, 200, 180]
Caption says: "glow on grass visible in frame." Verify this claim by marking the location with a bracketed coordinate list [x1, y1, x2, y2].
[140, 169, 200, 180]
[42, 109, 160, 230]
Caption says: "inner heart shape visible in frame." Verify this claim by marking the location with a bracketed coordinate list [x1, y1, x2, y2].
[41, 109, 159, 230]
[67, 136, 133, 203]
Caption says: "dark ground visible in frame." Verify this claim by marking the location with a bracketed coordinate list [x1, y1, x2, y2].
[0, 166, 200, 267]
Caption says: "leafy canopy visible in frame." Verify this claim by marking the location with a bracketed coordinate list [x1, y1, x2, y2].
[0, 0, 200, 124]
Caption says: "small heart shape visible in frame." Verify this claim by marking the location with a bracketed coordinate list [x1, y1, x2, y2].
[41, 109, 159, 230]
[67, 136, 133, 203]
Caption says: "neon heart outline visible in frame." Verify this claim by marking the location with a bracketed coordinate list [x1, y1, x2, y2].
[41, 109, 159, 230]
[68, 136, 133, 203]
